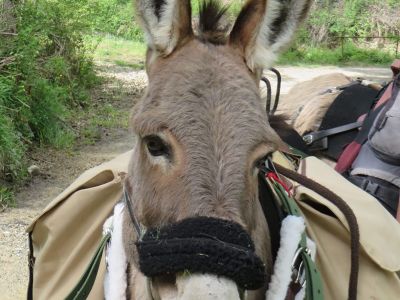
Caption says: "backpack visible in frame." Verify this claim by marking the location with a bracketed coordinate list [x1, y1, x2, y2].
[334, 61, 400, 217]
[335, 59, 400, 173]
[368, 76, 400, 165]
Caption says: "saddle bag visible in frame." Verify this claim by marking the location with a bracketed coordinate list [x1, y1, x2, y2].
[26, 151, 400, 300]
[368, 74, 400, 165]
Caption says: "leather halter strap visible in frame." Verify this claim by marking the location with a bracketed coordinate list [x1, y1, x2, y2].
[123, 187, 142, 238]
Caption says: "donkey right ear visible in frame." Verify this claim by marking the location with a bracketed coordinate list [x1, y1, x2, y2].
[135, 0, 193, 58]
[229, 0, 312, 72]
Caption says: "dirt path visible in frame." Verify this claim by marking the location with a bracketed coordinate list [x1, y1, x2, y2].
[0, 65, 392, 299]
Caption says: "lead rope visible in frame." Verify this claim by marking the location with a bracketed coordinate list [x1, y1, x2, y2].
[274, 164, 360, 300]
[123, 187, 142, 238]
[123, 187, 157, 300]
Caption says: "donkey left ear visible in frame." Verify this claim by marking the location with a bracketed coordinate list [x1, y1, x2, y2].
[135, 0, 193, 57]
[229, 0, 312, 72]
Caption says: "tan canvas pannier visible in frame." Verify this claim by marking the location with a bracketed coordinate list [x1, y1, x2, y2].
[27, 151, 400, 299]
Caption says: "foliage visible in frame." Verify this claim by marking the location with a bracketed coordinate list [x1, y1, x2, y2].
[0, 186, 15, 209]
[88, 0, 144, 41]
[305, 0, 400, 45]
[279, 42, 395, 66]
[0, 0, 98, 187]
[281, 0, 399, 65]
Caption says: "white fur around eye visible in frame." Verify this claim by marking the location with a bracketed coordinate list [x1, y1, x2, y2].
[147, 153, 170, 172]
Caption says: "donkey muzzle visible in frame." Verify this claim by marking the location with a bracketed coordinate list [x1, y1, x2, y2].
[136, 217, 266, 290]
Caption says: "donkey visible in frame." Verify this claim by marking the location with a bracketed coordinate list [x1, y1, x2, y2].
[121, 0, 313, 299]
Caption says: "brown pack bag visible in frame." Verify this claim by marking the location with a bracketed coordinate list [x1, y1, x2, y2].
[27, 151, 400, 300]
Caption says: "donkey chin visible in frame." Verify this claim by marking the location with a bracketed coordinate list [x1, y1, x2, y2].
[152, 274, 243, 300]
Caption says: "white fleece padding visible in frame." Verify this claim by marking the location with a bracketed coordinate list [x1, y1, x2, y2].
[104, 202, 127, 300]
[265, 215, 305, 300]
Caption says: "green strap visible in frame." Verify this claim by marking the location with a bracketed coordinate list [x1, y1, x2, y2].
[302, 250, 324, 300]
[272, 182, 324, 300]
[65, 233, 111, 300]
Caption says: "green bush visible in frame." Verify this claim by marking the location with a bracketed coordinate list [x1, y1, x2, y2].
[305, 0, 400, 46]
[89, 0, 144, 41]
[0, 0, 98, 186]
[0, 187, 15, 209]
[280, 41, 395, 66]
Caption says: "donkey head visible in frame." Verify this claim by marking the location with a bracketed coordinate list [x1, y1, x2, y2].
[123, 1, 311, 299]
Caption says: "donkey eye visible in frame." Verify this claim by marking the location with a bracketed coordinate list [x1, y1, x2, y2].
[144, 135, 170, 157]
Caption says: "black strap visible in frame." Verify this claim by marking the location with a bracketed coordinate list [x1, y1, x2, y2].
[303, 121, 363, 146]
[347, 175, 399, 217]
[261, 68, 282, 116]
[27, 232, 35, 300]
[354, 104, 385, 145]
[257, 173, 284, 262]
[123, 188, 142, 237]
[269, 68, 281, 114]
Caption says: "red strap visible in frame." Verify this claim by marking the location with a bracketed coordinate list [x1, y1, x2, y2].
[374, 81, 394, 109]
[335, 142, 362, 173]
[266, 172, 292, 196]
[391, 59, 400, 77]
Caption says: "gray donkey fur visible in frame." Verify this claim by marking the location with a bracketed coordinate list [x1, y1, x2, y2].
[122, 1, 312, 299]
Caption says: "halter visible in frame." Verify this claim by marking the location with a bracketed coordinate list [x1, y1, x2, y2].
[121, 158, 314, 296]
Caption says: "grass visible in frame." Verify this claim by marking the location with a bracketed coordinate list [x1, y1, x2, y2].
[0, 187, 15, 210]
[75, 76, 131, 145]
[77, 105, 130, 145]
[91, 33, 395, 70]
[279, 43, 396, 67]
[92, 35, 146, 70]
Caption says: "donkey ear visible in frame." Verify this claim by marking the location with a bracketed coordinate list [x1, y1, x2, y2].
[135, 0, 192, 57]
[229, 0, 312, 72]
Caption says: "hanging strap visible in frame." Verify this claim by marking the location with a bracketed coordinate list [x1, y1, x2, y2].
[303, 121, 363, 147]
[65, 233, 111, 300]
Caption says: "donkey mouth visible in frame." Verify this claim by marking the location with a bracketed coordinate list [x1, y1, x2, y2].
[136, 216, 267, 291]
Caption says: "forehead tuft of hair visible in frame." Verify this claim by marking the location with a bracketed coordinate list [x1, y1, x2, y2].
[197, 0, 230, 44]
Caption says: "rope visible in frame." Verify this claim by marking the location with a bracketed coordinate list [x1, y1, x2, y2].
[275, 164, 360, 300]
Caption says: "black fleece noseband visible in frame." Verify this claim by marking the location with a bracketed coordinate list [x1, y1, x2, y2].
[136, 217, 266, 290]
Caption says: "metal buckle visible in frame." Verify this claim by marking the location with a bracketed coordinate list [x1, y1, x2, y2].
[303, 134, 314, 145]
[365, 181, 379, 195]
[291, 247, 310, 288]
[105, 238, 111, 270]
